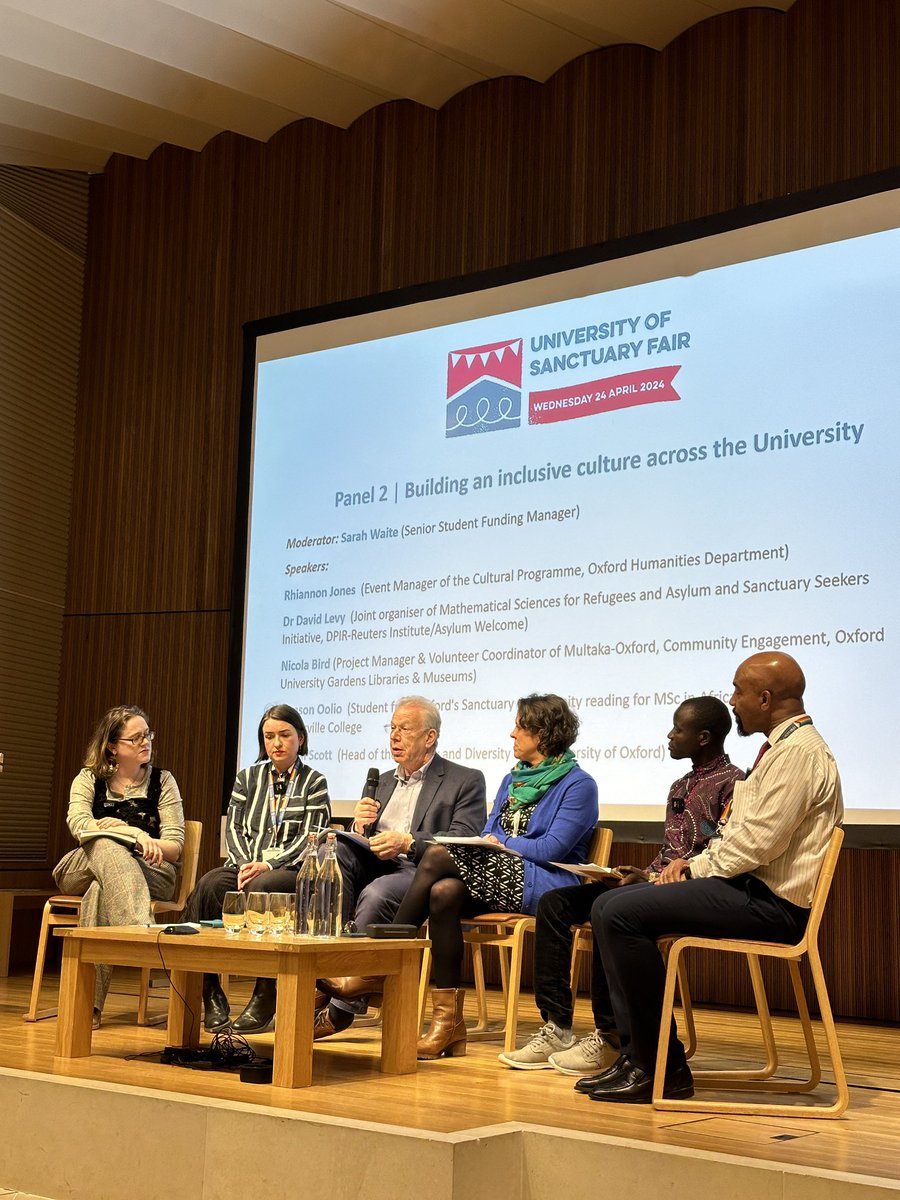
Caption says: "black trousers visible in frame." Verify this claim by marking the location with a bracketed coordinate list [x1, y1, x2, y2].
[182, 864, 299, 922]
[533, 881, 620, 1031]
[591, 875, 809, 1076]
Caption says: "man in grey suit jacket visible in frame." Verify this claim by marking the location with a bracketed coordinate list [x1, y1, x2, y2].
[316, 694, 486, 1037]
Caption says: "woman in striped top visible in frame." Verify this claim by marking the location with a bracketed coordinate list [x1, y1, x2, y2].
[183, 703, 330, 1032]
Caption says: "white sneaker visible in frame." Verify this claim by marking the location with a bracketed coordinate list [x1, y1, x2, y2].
[498, 1023, 575, 1069]
[549, 1029, 619, 1076]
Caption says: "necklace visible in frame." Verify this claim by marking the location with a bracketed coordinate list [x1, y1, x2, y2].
[110, 766, 146, 792]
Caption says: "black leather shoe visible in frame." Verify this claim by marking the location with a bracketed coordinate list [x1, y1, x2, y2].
[589, 1062, 694, 1104]
[574, 1053, 629, 1093]
[232, 977, 277, 1034]
[202, 975, 231, 1033]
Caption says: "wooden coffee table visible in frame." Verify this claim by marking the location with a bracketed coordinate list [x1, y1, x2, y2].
[54, 925, 427, 1088]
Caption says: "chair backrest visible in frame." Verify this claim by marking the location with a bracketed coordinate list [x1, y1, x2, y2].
[152, 819, 202, 915]
[799, 825, 844, 949]
[587, 825, 613, 867]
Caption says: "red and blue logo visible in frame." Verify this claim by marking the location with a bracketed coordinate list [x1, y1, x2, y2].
[445, 339, 522, 438]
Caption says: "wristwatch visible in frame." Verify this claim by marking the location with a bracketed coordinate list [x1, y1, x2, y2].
[407, 838, 417, 859]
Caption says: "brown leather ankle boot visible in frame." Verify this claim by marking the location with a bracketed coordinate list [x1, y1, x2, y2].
[417, 988, 467, 1059]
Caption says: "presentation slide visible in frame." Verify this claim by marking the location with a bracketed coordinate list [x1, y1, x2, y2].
[239, 194, 900, 822]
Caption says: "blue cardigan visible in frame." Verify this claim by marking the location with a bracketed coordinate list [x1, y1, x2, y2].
[482, 762, 599, 912]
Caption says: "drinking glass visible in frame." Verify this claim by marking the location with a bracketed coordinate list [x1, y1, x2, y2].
[245, 891, 270, 937]
[222, 890, 246, 935]
[268, 892, 294, 939]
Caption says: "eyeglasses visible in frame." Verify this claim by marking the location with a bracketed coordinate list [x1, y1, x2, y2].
[118, 730, 155, 746]
[385, 723, 426, 737]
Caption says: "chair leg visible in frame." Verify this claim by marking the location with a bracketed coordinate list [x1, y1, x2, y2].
[651, 939, 682, 1104]
[746, 952, 779, 1078]
[470, 942, 490, 1033]
[465, 940, 508, 1041]
[569, 927, 588, 999]
[495, 928, 510, 997]
[136, 967, 169, 1026]
[24, 904, 58, 1022]
[417, 943, 432, 1031]
[806, 944, 849, 1117]
[693, 952, 780, 1084]
[568, 939, 580, 998]
[502, 925, 527, 1055]
[674, 954, 697, 1060]
[659, 935, 697, 1060]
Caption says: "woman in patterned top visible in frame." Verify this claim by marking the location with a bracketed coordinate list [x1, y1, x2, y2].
[392, 693, 598, 1060]
[53, 705, 185, 1025]
[183, 703, 330, 1034]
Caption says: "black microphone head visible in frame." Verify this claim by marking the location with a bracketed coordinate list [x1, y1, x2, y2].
[362, 766, 380, 800]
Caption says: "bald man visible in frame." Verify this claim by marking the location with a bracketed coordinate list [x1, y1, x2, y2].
[583, 653, 843, 1104]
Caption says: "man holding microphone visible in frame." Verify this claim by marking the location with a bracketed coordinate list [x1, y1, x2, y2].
[315, 695, 486, 1037]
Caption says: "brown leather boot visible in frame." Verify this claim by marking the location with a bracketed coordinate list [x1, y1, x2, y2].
[319, 976, 384, 1002]
[313, 1005, 355, 1040]
[417, 988, 467, 1060]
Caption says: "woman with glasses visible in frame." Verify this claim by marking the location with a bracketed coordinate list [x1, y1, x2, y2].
[182, 703, 330, 1035]
[52, 705, 185, 1025]
[391, 693, 598, 1060]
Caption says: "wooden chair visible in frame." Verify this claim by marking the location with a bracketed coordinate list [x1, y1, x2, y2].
[24, 820, 202, 1024]
[651, 826, 848, 1117]
[417, 824, 614, 1053]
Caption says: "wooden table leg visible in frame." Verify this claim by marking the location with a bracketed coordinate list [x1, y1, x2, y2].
[55, 936, 94, 1059]
[379, 948, 420, 1075]
[272, 955, 317, 1088]
[166, 969, 202, 1048]
[0, 893, 13, 977]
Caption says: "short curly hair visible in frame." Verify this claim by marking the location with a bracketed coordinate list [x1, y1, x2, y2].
[516, 693, 579, 758]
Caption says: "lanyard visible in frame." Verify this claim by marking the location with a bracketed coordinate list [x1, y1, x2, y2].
[718, 716, 813, 830]
[268, 766, 295, 836]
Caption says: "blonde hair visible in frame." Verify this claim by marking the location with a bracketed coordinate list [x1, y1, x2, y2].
[83, 705, 151, 778]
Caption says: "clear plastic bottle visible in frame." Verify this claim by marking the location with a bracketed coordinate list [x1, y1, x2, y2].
[314, 830, 344, 938]
[294, 831, 319, 937]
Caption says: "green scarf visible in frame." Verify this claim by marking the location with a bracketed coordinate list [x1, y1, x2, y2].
[507, 749, 577, 811]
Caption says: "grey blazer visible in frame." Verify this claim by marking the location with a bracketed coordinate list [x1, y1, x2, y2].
[365, 753, 486, 862]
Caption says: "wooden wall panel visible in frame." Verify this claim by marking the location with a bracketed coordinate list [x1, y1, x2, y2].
[47, 0, 900, 1017]
[0, 168, 86, 876]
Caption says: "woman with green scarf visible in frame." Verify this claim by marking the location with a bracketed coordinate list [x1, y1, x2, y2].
[392, 693, 598, 1060]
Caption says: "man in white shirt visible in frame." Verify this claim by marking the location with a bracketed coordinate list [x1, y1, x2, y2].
[316, 695, 485, 1037]
[583, 652, 843, 1104]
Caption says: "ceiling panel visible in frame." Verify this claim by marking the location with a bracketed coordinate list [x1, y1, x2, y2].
[0, 0, 796, 172]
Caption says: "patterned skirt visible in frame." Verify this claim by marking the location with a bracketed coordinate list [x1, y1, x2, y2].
[445, 844, 526, 913]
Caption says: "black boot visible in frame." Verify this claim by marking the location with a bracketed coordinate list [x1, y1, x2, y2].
[202, 973, 231, 1033]
[232, 977, 277, 1033]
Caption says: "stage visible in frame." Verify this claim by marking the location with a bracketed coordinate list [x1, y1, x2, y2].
[1, 969, 898, 1200]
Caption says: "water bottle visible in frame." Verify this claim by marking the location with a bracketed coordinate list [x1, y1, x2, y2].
[294, 832, 319, 936]
[314, 830, 343, 938]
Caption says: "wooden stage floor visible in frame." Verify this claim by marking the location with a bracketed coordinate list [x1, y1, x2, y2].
[2, 967, 899, 1186]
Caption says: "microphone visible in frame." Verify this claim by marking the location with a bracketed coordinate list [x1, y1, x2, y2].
[355, 767, 381, 836]
[361, 767, 380, 801]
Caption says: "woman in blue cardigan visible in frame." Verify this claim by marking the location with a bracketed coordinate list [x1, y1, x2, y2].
[393, 693, 598, 1060]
